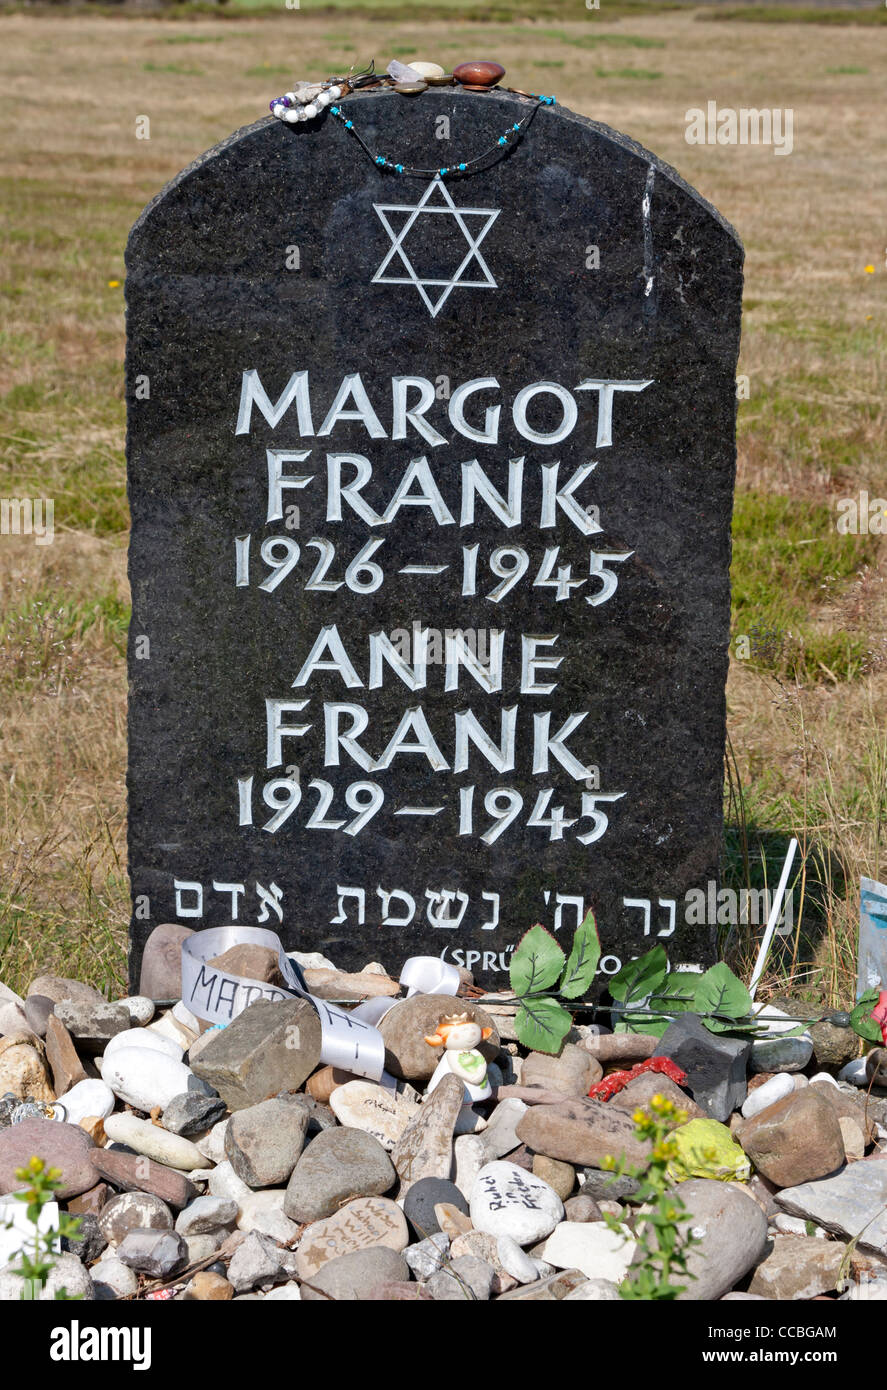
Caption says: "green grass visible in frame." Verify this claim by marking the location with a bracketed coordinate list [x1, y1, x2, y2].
[826, 65, 869, 74]
[731, 490, 877, 680]
[703, 6, 887, 23]
[142, 61, 204, 75]
[595, 67, 662, 79]
[161, 33, 230, 43]
[534, 28, 666, 47]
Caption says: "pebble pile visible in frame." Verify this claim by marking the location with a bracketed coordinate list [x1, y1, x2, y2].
[0, 929, 885, 1302]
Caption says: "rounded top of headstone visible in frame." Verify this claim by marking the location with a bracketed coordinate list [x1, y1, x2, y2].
[128, 88, 741, 287]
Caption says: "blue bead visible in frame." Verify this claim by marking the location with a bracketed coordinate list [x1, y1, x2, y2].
[345, 121, 353, 129]
[395, 164, 404, 173]
[458, 162, 467, 171]
[498, 136, 506, 146]
[331, 106, 340, 115]
[513, 123, 520, 130]
[440, 167, 448, 175]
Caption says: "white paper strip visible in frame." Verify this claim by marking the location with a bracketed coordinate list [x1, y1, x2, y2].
[180, 927, 460, 1082]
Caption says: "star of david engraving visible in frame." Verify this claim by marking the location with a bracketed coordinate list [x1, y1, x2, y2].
[371, 176, 500, 318]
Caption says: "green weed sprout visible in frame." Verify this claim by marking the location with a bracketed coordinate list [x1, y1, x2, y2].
[7, 1155, 84, 1300]
[601, 1094, 698, 1300]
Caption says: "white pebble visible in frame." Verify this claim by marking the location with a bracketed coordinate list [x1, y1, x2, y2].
[104, 1112, 207, 1170]
[101, 1046, 194, 1111]
[496, 1234, 539, 1284]
[118, 996, 155, 1026]
[104, 1028, 183, 1063]
[741, 1072, 795, 1119]
[809, 1071, 840, 1088]
[59, 1078, 115, 1125]
[208, 1160, 252, 1207]
[839, 1057, 868, 1087]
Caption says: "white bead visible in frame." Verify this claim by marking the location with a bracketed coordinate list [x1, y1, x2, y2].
[328, 86, 342, 99]
[304, 103, 319, 119]
[316, 92, 331, 107]
[273, 105, 285, 119]
[284, 109, 299, 124]
[285, 91, 296, 101]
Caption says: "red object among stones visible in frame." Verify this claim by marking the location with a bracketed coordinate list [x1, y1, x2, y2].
[871, 990, 887, 1044]
[587, 1055, 688, 1101]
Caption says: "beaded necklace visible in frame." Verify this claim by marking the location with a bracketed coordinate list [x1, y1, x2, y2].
[269, 63, 555, 180]
[328, 94, 554, 179]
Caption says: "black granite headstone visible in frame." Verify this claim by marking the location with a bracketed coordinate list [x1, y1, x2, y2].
[126, 88, 743, 991]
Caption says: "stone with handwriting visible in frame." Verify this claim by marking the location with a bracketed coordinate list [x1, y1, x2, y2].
[294, 1196, 409, 1280]
[470, 1159, 564, 1245]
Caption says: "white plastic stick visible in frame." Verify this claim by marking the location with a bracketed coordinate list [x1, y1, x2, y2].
[748, 836, 799, 1001]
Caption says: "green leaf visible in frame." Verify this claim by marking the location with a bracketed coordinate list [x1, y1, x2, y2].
[616, 1013, 671, 1038]
[609, 945, 668, 1005]
[514, 996, 573, 1053]
[851, 988, 883, 1044]
[559, 908, 602, 999]
[509, 923, 566, 997]
[693, 962, 752, 1021]
[616, 970, 700, 1036]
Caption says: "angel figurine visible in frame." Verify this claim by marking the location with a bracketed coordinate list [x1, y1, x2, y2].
[424, 1011, 493, 1101]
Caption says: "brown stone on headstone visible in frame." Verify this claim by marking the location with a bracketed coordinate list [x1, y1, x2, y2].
[190, 997, 322, 1111]
[207, 943, 285, 987]
[516, 1098, 652, 1170]
[90, 1147, 197, 1210]
[452, 60, 505, 88]
[739, 1087, 845, 1188]
[0, 1119, 95, 1200]
[580, 1033, 658, 1064]
[67, 1182, 111, 1218]
[137, 923, 196, 1000]
[44, 1014, 88, 1095]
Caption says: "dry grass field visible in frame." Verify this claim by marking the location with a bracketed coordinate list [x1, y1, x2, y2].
[0, 6, 884, 1001]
